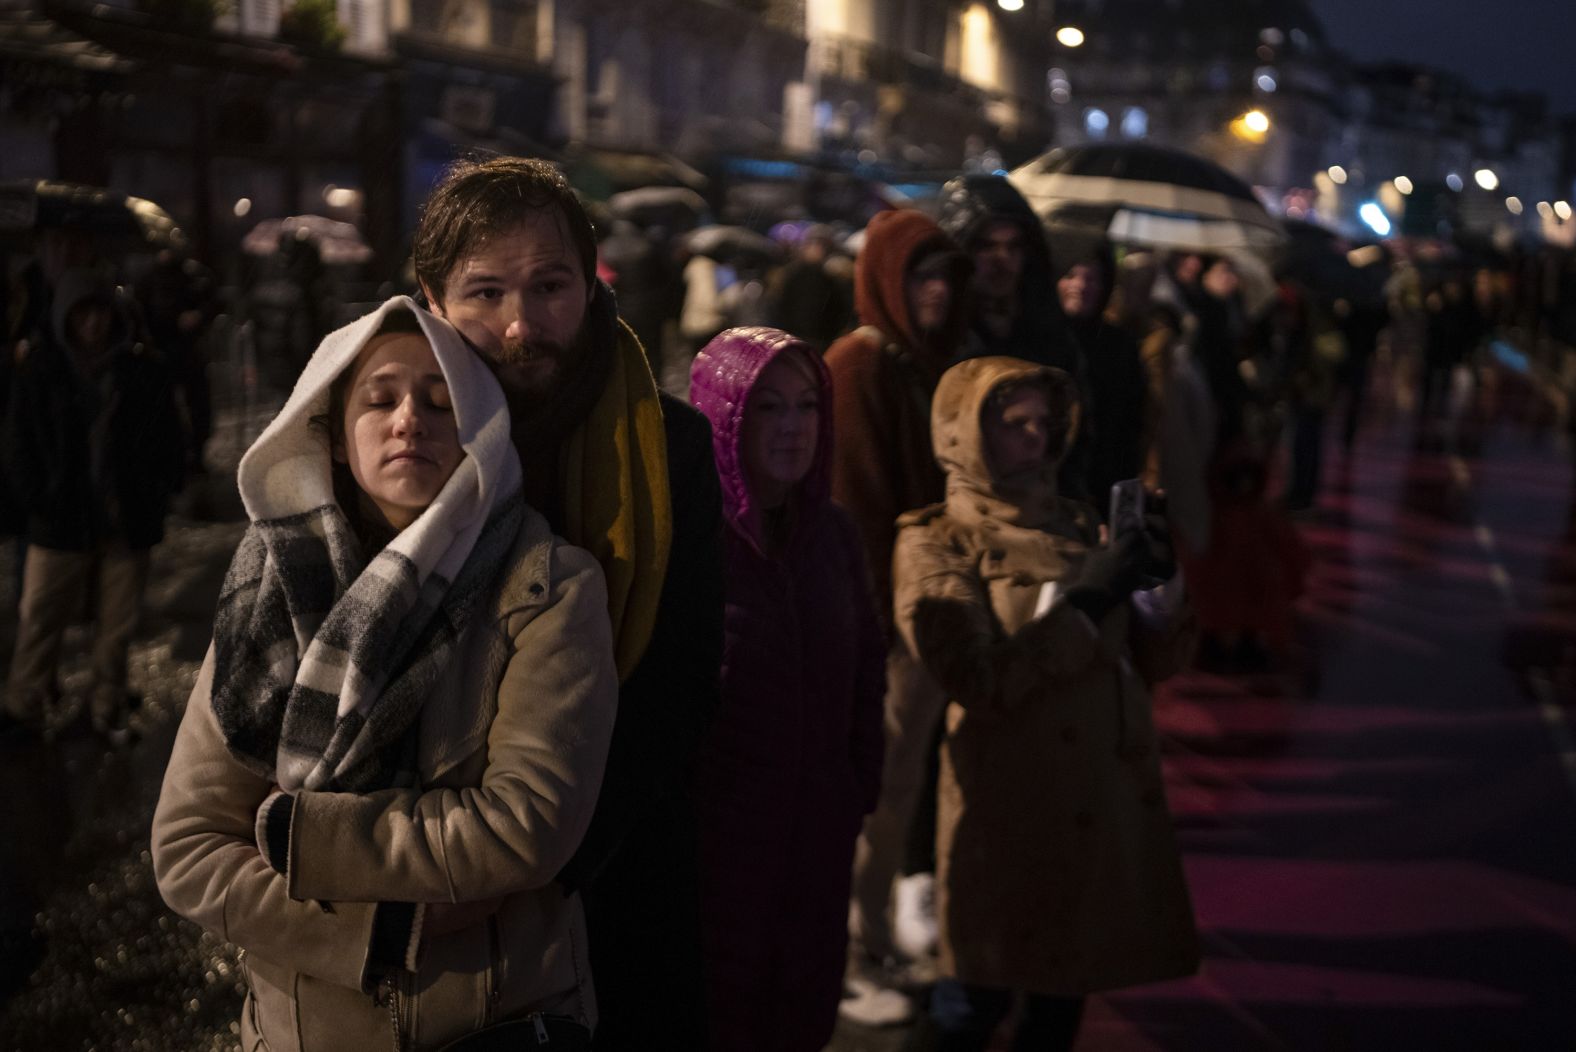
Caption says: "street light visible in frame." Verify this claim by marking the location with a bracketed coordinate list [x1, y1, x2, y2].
[1446, 173, 1464, 191]
[1327, 165, 1348, 185]
[1537, 201, 1555, 219]
[1358, 202, 1392, 237]
[1394, 176, 1414, 195]
[1230, 111, 1269, 142]
[1056, 25, 1085, 46]
[998, 0, 1024, 11]
[1474, 168, 1499, 191]
[1557, 201, 1574, 221]
[1506, 197, 1524, 215]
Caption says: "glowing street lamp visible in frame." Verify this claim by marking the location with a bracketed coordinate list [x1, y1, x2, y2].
[1230, 110, 1269, 143]
[1474, 168, 1499, 191]
[1394, 176, 1414, 195]
[1056, 25, 1085, 46]
[998, 0, 1024, 11]
[1557, 201, 1574, 221]
[1537, 201, 1555, 219]
[1358, 201, 1391, 237]
[1506, 197, 1524, 215]
[1327, 165, 1348, 185]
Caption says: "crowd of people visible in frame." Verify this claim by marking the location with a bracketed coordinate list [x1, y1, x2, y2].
[0, 154, 1556, 1051]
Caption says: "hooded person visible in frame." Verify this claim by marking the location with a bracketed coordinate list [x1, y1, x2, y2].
[825, 208, 971, 624]
[688, 327, 886, 1052]
[1047, 234, 1150, 508]
[935, 174, 1079, 374]
[151, 297, 619, 1051]
[2, 267, 184, 738]
[823, 210, 972, 1022]
[892, 356, 1199, 1051]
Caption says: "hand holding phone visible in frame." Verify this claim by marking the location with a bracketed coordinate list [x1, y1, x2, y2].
[1108, 480, 1174, 589]
[1108, 479, 1146, 545]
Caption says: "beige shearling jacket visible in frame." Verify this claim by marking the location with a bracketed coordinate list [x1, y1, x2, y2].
[152, 506, 617, 1052]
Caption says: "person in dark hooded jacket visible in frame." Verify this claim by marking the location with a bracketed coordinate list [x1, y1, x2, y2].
[935, 174, 1078, 375]
[1049, 236, 1150, 508]
[824, 209, 970, 1023]
[2, 268, 183, 738]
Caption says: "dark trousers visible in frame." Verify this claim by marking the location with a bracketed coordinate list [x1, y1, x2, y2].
[929, 979, 1085, 1052]
[1287, 405, 1325, 510]
[1341, 356, 1371, 449]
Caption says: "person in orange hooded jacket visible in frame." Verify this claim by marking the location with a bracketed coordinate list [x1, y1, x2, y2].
[825, 209, 973, 1021]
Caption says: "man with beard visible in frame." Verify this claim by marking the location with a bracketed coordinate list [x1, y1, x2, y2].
[824, 209, 971, 1026]
[938, 175, 1090, 503]
[413, 157, 724, 1049]
[936, 174, 1078, 373]
[1050, 237, 1149, 505]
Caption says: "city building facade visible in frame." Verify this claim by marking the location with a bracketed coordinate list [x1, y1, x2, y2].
[5, 0, 1572, 263]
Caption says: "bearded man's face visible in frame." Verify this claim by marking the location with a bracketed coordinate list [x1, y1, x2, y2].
[426, 208, 592, 405]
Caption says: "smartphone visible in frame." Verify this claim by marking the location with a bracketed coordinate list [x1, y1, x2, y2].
[1108, 478, 1146, 544]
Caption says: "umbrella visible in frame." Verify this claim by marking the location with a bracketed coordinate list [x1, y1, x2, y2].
[685, 225, 782, 264]
[1010, 144, 1285, 253]
[608, 186, 708, 230]
[1280, 219, 1387, 306]
[0, 179, 185, 251]
[242, 215, 372, 265]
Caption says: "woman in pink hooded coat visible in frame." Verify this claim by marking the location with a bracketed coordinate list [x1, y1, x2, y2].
[689, 327, 887, 1052]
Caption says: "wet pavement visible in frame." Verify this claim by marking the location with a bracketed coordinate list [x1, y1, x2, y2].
[5, 377, 1576, 1051]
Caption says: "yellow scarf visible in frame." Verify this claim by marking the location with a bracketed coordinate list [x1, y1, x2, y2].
[560, 321, 673, 681]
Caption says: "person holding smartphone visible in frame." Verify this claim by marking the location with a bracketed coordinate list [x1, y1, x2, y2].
[891, 356, 1198, 1051]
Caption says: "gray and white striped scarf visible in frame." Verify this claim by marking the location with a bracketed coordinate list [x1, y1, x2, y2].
[210, 297, 523, 793]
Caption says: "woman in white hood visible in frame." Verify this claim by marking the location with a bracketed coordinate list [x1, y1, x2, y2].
[152, 298, 615, 1051]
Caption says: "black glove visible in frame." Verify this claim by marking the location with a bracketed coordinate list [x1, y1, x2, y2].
[1063, 529, 1149, 622]
[1139, 492, 1177, 583]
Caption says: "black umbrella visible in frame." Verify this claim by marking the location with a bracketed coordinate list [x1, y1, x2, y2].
[685, 225, 782, 265]
[0, 179, 185, 251]
[608, 187, 708, 231]
[1280, 219, 1387, 306]
[1010, 144, 1284, 253]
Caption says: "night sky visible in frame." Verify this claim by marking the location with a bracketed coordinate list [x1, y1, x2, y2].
[1310, 0, 1576, 114]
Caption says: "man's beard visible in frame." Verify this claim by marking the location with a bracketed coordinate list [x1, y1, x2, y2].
[491, 310, 614, 451]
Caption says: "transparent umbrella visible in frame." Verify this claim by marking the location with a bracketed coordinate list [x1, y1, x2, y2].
[242, 215, 372, 265]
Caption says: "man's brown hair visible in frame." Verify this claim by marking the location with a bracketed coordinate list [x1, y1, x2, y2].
[412, 156, 598, 306]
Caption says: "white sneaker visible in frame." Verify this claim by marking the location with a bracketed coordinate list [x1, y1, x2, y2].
[838, 973, 916, 1027]
[892, 872, 938, 961]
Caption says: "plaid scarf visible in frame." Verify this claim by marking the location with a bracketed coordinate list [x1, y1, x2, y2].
[210, 297, 523, 792]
